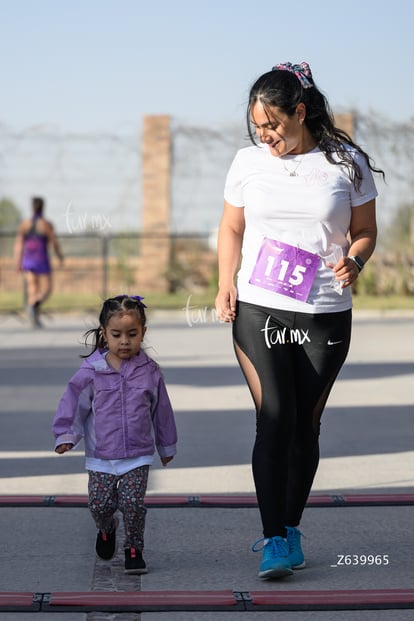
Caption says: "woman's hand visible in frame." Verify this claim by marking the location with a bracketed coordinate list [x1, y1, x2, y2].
[215, 286, 237, 322]
[331, 256, 360, 288]
[161, 456, 174, 467]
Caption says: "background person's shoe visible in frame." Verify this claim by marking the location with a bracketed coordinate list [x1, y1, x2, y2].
[28, 302, 43, 328]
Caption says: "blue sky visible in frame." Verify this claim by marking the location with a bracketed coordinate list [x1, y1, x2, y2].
[1, 0, 412, 131]
[0, 0, 410, 232]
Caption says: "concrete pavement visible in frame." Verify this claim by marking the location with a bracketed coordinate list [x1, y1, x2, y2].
[0, 308, 413, 619]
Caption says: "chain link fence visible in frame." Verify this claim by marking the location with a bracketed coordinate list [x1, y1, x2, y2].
[0, 230, 217, 312]
[1, 113, 414, 308]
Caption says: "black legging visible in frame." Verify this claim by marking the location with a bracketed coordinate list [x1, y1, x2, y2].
[233, 301, 351, 538]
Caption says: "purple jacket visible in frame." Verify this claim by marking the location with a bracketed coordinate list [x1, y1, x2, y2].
[52, 350, 177, 460]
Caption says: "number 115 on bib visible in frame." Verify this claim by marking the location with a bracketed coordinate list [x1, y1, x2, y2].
[249, 238, 320, 302]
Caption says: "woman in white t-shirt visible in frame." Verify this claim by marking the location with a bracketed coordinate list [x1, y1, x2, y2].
[215, 62, 384, 580]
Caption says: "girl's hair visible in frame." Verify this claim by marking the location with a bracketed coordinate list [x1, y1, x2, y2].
[247, 64, 385, 190]
[81, 295, 147, 358]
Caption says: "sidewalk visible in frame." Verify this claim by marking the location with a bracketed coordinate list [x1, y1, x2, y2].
[0, 310, 413, 619]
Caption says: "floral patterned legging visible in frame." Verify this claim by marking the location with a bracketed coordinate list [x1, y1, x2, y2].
[88, 465, 149, 550]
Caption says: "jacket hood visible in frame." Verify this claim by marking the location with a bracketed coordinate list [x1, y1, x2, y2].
[81, 349, 153, 373]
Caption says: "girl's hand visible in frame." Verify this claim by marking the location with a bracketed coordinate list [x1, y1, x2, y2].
[55, 443, 74, 454]
[161, 456, 174, 467]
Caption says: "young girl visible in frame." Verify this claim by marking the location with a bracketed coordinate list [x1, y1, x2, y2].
[52, 295, 177, 574]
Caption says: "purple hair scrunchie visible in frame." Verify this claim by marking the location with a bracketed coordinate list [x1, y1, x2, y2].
[272, 62, 314, 89]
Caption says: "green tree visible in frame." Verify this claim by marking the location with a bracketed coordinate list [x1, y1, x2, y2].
[384, 203, 414, 251]
[0, 197, 22, 231]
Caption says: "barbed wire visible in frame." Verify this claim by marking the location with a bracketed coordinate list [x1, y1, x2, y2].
[0, 113, 412, 236]
[0, 123, 142, 234]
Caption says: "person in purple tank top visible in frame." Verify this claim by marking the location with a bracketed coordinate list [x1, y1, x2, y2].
[14, 197, 64, 327]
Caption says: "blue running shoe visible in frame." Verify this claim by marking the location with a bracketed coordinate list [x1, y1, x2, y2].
[286, 526, 306, 569]
[252, 536, 293, 579]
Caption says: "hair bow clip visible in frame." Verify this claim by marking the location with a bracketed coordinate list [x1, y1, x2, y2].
[114, 294, 147, 307]
[130, 295, 147, 307]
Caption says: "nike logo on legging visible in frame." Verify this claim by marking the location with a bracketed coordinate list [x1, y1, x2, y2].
[327, 339, 343, 345]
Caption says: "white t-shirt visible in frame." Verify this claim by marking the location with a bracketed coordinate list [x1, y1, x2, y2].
[224, 143, 378, 314]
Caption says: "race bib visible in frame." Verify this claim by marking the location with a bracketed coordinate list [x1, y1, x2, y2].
[249, 238, 320, 302]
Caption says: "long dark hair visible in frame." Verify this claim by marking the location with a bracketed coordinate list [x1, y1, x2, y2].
[247, 67, 385, 191]
[82, 295, 147, 358]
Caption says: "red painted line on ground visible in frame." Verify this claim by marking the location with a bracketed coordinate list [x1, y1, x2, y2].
[0, 495, 47, 506]
[145, 495, 192, 506]
[0, 493, 413, 508]
[53, 495, 88, 506]
[1, 590, 414, 612]
[339, 494, 414, 505]
[48, 590, 237, 605]
[248, 589, 414, 610]
[43, 590, 240, 611]
[306, 495, 338, 505]
[0, 592, 41, 611]
[198, 494, 258, 505]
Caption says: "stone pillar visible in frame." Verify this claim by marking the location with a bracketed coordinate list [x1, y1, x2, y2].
[334, 112, 356, 249]
[139, 115, 171, 292]
[334, 112, 354, 138]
